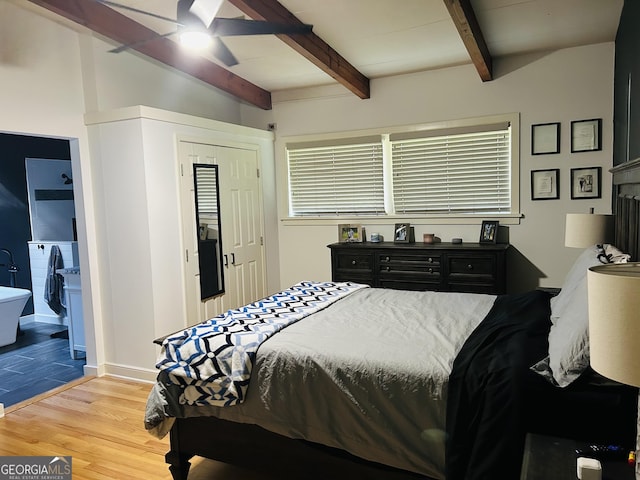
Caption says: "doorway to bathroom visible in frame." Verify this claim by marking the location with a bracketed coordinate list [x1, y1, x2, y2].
[0, 132, 86, 408]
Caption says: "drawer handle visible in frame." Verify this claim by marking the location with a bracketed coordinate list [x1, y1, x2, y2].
[428, 268, 433, 274]
[467, 264, 473, 270]
[386, 266, 391, 272]
[427, 257, 433, 263]
[351, 260, 357, 265]
[385, 256, 390, 262]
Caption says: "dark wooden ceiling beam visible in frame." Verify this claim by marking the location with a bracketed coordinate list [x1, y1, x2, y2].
[27, 0, 273, 109]
[227, 0, 370, 99]
[443, 0, 493, 81]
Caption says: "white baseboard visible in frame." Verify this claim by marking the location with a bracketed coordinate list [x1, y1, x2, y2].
[99, 363, 158, 383]
[30, 314, 68, 326]
[18, 314, 35, 326]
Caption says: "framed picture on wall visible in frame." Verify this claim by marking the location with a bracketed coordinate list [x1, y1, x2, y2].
[571, 118, 602, 152]
[531, 169, 560, 200]
[531, 122, 560, 155]
[570, 167, 601, 199]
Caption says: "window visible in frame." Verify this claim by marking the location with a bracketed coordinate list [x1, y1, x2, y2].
[391, 123, 511, 214]
[286, 114, 518, 219]
[287, 138, 384, 216]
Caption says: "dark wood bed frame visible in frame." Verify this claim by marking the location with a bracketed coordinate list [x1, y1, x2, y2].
[160, 160, 640, 480]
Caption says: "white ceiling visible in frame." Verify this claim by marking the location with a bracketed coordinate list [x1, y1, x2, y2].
[42, 0, 627, 94]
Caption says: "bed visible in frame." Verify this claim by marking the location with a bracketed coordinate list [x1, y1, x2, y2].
[145, 162, 640, 480]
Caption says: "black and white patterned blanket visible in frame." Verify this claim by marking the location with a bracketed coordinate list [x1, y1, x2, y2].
[156, 281, 368, 407]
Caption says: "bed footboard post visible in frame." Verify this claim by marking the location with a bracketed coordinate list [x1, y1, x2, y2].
[165, 421, 192, 480]
[165, 451, 191, 480]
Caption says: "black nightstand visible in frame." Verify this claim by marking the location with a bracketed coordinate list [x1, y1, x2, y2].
[536, 287, 561, 297]
[520, 434, 635, 480]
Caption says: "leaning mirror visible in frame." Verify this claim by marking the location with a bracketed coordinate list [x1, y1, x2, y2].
[193, 164, 224, 299]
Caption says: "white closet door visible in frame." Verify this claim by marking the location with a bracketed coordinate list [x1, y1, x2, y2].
[178, 140, 266, 326]
[217, 145, 266, 311]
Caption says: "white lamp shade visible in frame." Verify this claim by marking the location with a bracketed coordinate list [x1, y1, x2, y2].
[565, 213, 613, 248]
[588, 263, 640, 387]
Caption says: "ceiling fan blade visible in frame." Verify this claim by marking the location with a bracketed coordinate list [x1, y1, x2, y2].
[96, 0, 181, 25]
[210, 18, 313, 37]
[189, 0, 224, 28]
[211, 37, 239, 67]
[109, 31, 177, 54]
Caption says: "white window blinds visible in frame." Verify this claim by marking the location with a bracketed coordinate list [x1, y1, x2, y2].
[391, 124, 511, 214]
[194, 165, 219, 216]
[287, 139, 384, 216]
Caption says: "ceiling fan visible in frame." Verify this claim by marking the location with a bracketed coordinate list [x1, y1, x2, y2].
[97, 0, 313, 67]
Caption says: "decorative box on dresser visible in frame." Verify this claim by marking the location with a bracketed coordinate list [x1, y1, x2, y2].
[328, 241, 509, 294]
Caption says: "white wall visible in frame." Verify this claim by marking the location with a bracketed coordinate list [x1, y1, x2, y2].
[241, 43, 616, 292]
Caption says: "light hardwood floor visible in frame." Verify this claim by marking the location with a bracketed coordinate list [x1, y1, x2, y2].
[0, 376, 277, 480]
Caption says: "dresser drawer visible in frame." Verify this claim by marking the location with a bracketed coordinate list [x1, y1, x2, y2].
[335, 253, 372, 271]
[378, 253, 440, 267]
[333, 272, 373, 285]
[379, 264, 441, 276]
[448, 255, 496, 284]
[378, 253, 442, 288]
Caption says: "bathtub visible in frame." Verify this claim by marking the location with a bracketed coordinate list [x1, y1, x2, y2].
[0, 286, 32, 347]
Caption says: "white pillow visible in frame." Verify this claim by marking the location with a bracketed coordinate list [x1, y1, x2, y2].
[543, 244, 630, 387]
[549, 245, 602, 323]
[548, 280, 590, 386]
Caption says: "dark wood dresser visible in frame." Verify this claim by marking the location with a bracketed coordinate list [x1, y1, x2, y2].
[328, 241, 509, 294]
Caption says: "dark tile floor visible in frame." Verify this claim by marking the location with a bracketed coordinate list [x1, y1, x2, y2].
[0, 322, 86, 407]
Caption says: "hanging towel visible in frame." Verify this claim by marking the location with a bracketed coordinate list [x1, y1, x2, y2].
[44, 245, 66, 316]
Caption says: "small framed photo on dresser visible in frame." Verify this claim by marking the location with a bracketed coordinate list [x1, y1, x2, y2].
[479, 220, 498, 244]
[394, 223, 411, 243]
[338, 224, 363, 242]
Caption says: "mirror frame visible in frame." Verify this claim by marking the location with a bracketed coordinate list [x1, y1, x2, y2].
[193, 163, 225, 300]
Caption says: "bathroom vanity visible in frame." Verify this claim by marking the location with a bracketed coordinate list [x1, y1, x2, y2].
[60, 268, 85, 359]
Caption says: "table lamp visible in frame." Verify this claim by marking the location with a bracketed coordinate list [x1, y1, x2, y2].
[588, 263, 640, 477]
[565, 212, 613, 248]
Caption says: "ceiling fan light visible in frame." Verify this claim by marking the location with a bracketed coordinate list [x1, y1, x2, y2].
[179, 30, 213, 51]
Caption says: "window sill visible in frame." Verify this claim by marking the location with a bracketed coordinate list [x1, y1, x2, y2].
[280, 214, 523, 226]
